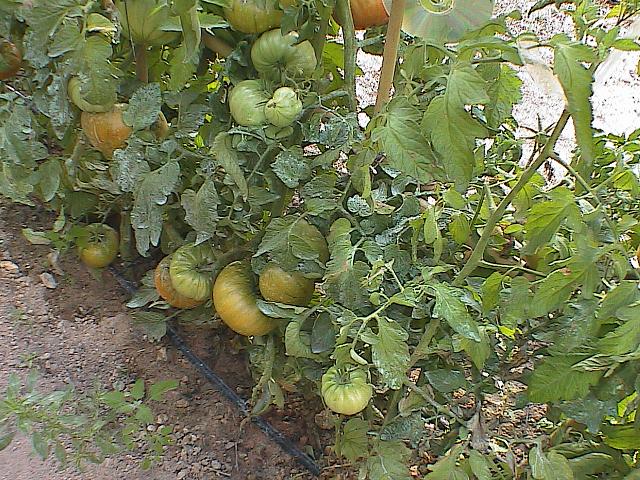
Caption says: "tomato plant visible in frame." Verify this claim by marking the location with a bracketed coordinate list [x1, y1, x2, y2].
[321, 365, 372, 415]
[2, 0, 640, 477]
[77, 224, 119, 269]
[212, 262, 278, 336]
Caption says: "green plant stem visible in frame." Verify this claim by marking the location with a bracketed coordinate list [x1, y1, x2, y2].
[403, 379, 465, 424]
[336, 0, 357, 112]
[311, 1, 335, 62]
[453, 109, 572, 286]
[134, 43, 148, 83]
[550, 153, 640, 279]
[201, 31, 233, 58]
[373, 0, 405, 113]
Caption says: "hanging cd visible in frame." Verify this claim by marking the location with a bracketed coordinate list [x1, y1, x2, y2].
[382, 0, 494, 42]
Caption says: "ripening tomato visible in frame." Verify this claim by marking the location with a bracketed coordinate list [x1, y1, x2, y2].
[264, 87, 302, 127]
[335, 0, 389, 30]
[258, 263, 314, 306]
[115, 0, 180, 46]
[0, 39, 22, 81]
[68, 77, 114, 113]
[228, 79, 270, 126]
[78, 223, 119, 269]
[321, 366, 373, 415]
[169, 243, 217, 302]
[212, 262, 278, 336]
[81, 105, 169, 158]
[224, 0, 283, 34]
[251, 29, 317, 79]
[154, 256, 203, 309]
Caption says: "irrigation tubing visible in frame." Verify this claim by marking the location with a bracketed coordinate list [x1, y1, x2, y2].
[108, 266, 322, 477]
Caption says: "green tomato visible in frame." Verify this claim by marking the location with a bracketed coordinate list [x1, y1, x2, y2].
[229, 79, 270, 126]
[169, 243, 217, 302]
[78, 224, 119, 269]
[223, 0, 283, 34]
[115, 0, 180, 46]
[321, 366, 373, 415]
[265, 87, 302, 127]
[251, 29, 317, 79]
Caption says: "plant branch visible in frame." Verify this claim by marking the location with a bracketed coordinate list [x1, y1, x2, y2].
[403, 379, 465, 424]
[373, 0, 405, 113]
[201, 31, 233, 58]
[134, 43, 148, 83]
[453, 109, 572, 286]
[336, 0, 357, 111]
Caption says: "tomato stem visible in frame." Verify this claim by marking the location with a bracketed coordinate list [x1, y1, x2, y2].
[202, 31, 233, 58]
[336, 0, 358, 112]
[134, 43, 148, 83]
[373, 0, 405, 113]
[454, 110, 572, 286]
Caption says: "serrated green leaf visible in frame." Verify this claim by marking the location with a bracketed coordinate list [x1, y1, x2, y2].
[530, 447, 574, 480]
[181, 179, 219, 243]
[482, 272, 504, 314]
[178, 5, 201, 63]
[426, 445, 469, 479]
[272, 148, 310, 188]
[37, 159, 62, 202]
[371, 317, 409, 390]
[135, 404, 154, 424]
[432, 283, 481, 342]
[130, 379, 145, 400]
[423, 368, 468, 394]
[132, 311, 167, 341]
[423, 63, 489, 189]
[531, 263, 597, 318]
[339, 418, 369, 462]
[31, 431, 49, 460]
[148, 379, 179, 401]
[211, 132, 248, 200]
[372, 98, 442, 183]
[449, 213, 471, 244]
[46, 73, 74, 139]
[599, 281, 640, 321]
[284, 320, 316, 359]
[123, 83, 162, 131]
[528, 354, 602, 403]
[111, 138, 151, 193]
[524, 187, 580, 254]
[0, 429, 15, 451]
[366, 440, 412, 480]
[453, 326, 491, 370]
[603, 424, 640, 450]
[552, 35, 596, 169]
[468, 450, 492, 480]
[73, 36, 120, 107]
[485, 64, 522, 128]
[559, 394, 617, 432]
[125, 286, 159, 308]
[597, 311, 640, 357]
[131, 161, 180, 256]
[168, 44, 197, 91]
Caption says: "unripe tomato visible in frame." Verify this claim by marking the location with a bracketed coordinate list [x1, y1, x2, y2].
[154, 256, 203, 309]
[68, 77, 114, 113]
[78, 223, 119, 269]
[212, 261, 278, 336]
[321, 366, 373, 415]
[265, 87, 302, 127]
[0, 39, 22, 81]
[228, 79, 270, 127]
[251, 29, 317, 79]
[224, 0, 283, 34]
[258, 263, 314, 306]
[115, 0, 180, 46]
[169, 243, 217, 302]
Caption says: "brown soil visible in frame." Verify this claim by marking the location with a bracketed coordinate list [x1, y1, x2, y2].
[0, 201, 318, 480]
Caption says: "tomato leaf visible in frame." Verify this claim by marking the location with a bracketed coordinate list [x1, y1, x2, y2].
[123, 83, 162, 131]
[272, 148, 311, 188]
[112, 138, 151, 193]
[528, 353, 602, 402]
[372, 98, 443, 184]
[211, 132, 248, 200]
[551, 35, 597, 169]
[484, 64, 523, 128]
[468, 450, 492, 480]
[425, 445, 469, 479]
[339, 418, 369, 462]
[131, 161, 180, 256]
[365, 440, 412, 480]
[453, 326, 492, 370]
[148, 379, 179, 401]
[181, 179, 220, 244]
[431, 283, 481, 342]
[284, 319, 316, 359]
[168, 44, 198, 91]
[371, 317, 410, 390]
[530, 447, 574, 480]
[73, 36, 120, 107]
[422, 62, 489, 189]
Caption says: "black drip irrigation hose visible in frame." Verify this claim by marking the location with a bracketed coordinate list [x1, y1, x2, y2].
[108, 266, 322, 477]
